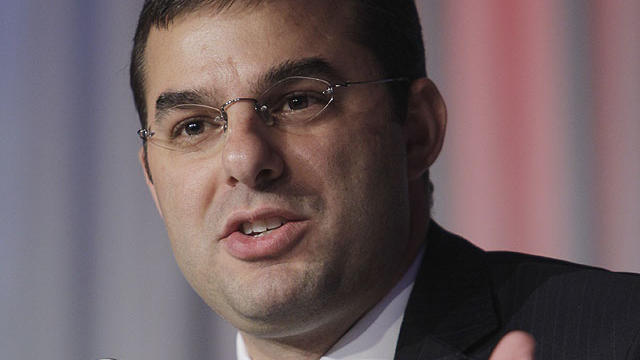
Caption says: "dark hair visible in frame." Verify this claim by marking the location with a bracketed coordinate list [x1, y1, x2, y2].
[130, 0, 433, 207]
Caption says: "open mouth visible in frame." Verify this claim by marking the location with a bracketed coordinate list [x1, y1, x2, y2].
[241, 217, 288, 237]
[222, 213, 308, 260]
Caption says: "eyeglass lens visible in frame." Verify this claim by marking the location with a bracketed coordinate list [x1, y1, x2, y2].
[147, 77, 334, 153]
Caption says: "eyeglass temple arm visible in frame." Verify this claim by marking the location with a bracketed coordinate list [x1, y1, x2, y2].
[335, 77, 410, 88]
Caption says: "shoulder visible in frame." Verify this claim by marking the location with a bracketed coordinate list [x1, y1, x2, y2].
[484, 250, 640, 309]
[399, 223, 640, 359]
[482, 250, 640, 359]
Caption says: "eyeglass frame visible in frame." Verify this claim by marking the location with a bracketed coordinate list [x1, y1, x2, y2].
[136, 75, 409, 147]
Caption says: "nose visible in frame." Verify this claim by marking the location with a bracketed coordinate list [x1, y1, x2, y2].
[221, 104, 284, 189]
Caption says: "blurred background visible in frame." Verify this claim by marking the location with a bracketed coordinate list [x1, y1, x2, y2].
[1, 0, 638, 359]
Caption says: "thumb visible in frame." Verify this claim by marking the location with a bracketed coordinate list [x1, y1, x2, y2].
[489, 330, 536, 360]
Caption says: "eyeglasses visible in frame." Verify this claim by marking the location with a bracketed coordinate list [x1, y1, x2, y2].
[137, 76, 408, 153]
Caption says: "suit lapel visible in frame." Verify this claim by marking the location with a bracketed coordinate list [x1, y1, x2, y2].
[395, 222, 499, 360]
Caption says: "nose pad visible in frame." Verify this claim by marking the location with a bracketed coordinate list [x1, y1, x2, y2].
[221, 99, 274, 131]
[220, 103, 283, 188]
[255, 104, 275, 127]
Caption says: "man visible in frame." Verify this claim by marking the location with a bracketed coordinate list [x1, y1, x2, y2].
[130, 0, 640, 359]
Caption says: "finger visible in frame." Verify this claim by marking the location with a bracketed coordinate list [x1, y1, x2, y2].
[489, 330, 536, 360]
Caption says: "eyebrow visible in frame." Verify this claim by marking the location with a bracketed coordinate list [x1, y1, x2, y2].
[255, 57, 343, 90]
[154, 89, 214, 122]
[153, 57, 342, 121]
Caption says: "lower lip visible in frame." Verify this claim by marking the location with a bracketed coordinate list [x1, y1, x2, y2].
[221, 221, 308, 261]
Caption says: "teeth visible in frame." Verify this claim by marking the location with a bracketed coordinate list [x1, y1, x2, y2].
[241, 217, 286, 235]
[254, 222, 267, 233]
[266, 217, 283, 230]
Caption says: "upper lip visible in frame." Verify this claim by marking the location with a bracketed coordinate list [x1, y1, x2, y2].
[219, 207, 305, 240]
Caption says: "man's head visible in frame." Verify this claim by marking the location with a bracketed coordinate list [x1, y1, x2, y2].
[131, 0, 427, 128]
[130, 0, 445, 348]
[131, 0, 437, 203]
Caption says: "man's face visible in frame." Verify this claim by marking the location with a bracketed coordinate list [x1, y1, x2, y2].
[142, 1, 418, 337]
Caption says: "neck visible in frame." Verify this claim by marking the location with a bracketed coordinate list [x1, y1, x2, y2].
[240, 318, 354, 360]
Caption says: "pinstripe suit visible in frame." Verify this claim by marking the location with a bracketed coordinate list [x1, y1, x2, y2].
[395, 222, 640, 360]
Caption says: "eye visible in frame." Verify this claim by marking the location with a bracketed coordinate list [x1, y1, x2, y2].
[274, 91, 326, 114]
[184, 120, 205, 135]
[258, 77, 334, 125]
[172, 116, 224, 140]
[153, 104, 226, 151]
[285, 94, 310, 111]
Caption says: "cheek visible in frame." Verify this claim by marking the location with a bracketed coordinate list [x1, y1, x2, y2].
[150, 154, 222, 244]
[286, 130, 357, 204]
[151, 159, 226, 295]
[301, 119, 404, 222]
[320, 121, 402, 191]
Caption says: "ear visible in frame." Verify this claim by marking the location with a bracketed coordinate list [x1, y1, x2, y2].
[139, 146, 164, 219]
[404, 78, 447, 181]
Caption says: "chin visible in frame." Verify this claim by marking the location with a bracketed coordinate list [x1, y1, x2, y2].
[216, 262, 337, 333]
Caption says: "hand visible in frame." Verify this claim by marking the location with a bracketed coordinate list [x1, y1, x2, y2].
[489, 331, 535, 360]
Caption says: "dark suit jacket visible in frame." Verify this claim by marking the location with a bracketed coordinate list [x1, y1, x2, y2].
[395, 222, 640, 360]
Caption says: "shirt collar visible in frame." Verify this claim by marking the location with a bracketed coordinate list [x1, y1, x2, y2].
[236, 248, 424, 360]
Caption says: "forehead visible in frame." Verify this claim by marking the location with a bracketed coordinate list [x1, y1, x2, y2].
[142, 0, 381, 107]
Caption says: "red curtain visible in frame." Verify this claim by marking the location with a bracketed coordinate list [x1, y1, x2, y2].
[423, 0, 640, 272]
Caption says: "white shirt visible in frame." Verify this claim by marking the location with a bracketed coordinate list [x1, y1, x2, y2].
[236, 249, 424, 360]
